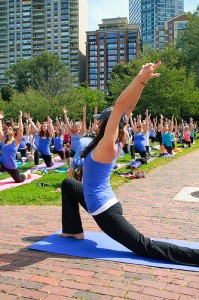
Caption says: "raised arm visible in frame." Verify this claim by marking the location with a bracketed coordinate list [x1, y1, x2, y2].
[94, 61, 161, 160]
[169, 116, 174, 133]
[80, 105, 86, 137]
[129, 114, 137, 134]
[63, 107, 72, 135]
[15, 111, 23, 147]
[47, 116, 55, 139]
[0, 111, 6, 142]
[143, 109, 150, 135]
[24, 112, 39, 134]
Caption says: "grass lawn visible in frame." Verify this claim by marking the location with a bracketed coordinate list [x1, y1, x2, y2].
[0, 135, 199, 205]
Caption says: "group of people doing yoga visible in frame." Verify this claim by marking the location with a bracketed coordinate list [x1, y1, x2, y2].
[123, 111, 197, 161]
[0, 106, 91, 182]
[0, 105, 197, 183]
[0, 61, 199, 267]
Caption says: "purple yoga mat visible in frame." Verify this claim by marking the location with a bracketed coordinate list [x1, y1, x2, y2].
[31, 161, 66, 171]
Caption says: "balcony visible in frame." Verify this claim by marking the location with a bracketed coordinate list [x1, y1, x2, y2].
[32, 34, 45, 39]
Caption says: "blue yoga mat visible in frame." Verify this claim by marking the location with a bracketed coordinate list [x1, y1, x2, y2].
[54, 167, 69, 173]
[28, 231, 199, 272]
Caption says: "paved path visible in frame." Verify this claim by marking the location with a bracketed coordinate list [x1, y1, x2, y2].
[1, 150, 199, 300]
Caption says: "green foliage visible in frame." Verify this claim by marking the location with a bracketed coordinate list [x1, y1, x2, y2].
[1, 84, 14, 102]
[7, 51, 73, 98]
[5, 88, 60, 122]
[1, 85, 106, 123]
[59, 85, 106, 122]
[6, 59, 30, 93]
[1, 137, 199, 205]
[108, 49, 199, 119]
[176, 6, 199, 86]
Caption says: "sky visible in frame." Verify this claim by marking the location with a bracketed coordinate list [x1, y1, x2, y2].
[88, 0, 199, 31]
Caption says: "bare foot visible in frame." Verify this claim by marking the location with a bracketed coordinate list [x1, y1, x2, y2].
[24, 170, 31, 179]
[59, 232, 84, 240]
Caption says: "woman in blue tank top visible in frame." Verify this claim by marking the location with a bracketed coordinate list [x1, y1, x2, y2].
[53, 128, 65, 160]
[0, 111, 31, 182]
[60, 62, 199, 267]
[63, 106, 86, 167]
[24, 113, 54, 171]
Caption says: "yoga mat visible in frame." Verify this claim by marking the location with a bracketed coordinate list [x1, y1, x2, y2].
[53, 156, 65, 162]
[31, 161, 66, 171]
[16, 161, 28, 167]
[29, 231, 199, 272]
[54, 167, 69, 173]
[0, 174, 41, 191]
[114, 163, 127, 170]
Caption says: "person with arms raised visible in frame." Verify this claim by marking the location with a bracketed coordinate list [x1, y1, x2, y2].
[61, 62, 199, 267]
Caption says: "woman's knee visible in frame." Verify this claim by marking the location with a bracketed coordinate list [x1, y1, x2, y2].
[61, 178, 75, 191]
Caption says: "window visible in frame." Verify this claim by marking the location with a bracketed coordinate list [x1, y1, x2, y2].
[89, 50, 97, 56]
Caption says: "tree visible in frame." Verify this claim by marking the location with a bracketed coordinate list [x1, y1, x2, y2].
[5, 59, 30, 93]
[60, 85, 106, 123]
[29, 51, 73, 99]
[108, 59, 199, 119]
[176, 6, 199, 86]
[6, 51, 73, 98]
[1, 84, 14, 102]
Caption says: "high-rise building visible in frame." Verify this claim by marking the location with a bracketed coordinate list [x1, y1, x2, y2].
[86, 17, 141, 94]
[0, 0, 88, 89]
[129, 0, 184, 48]
[129, 0, 141, 24]
[156, 13, 188, 50]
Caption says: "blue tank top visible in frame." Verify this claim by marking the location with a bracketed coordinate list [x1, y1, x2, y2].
[53, 136, 64, 152]
[149, 128, 155, 138]
[0, 141, 17, 169]
[134, 133, 146, 152]
[18, 136, 27, 150]
[162, 132, 172, 147]
[71, 137, 93, 169]
[70, 132, 82, 152]
[34, 133, 40, 148]
[38, 137, 51, 155]
[83, 143, 120, 214]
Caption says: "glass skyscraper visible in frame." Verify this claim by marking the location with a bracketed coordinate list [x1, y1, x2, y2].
[0, 0, 88, 89]
[129, 0, 184, 48]
[129, 0, 141, 24]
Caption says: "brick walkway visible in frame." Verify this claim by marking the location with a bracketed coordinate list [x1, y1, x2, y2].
[0, 150, 199, 300]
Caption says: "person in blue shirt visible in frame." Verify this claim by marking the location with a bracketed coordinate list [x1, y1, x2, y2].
[0, 111, 31, 182]
[68, 135, 94, 181]
[24, 113, 54, 171]
[63, 106, 86, 168]
[60, 62, 199, 267]
[53, 128, 65, 160]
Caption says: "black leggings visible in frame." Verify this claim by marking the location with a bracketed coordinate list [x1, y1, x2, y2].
[130, 145, 147, 160]
[0, 163, 26, 183]
[34, 150, 53, 167]
[61, 178, 199, 267]
[53, 148, 65, 160]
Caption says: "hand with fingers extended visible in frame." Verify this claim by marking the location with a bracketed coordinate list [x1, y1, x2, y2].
[138, 61, 161, 85]
[19, 110, 23, 118]
[63, 107, 68, 115]
[24, 112, 30, 119]
[0, 111, 5, 120]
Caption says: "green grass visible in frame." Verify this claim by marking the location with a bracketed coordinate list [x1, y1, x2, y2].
[0, 135, 199, 205]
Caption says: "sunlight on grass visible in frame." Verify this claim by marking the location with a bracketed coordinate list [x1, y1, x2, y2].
[0, 135, 199, 205]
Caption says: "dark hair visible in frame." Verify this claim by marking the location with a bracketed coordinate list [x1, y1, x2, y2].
[81, 119, 126, 159]
[39, 122, 50, 138]
[55, 128, 62, 137]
